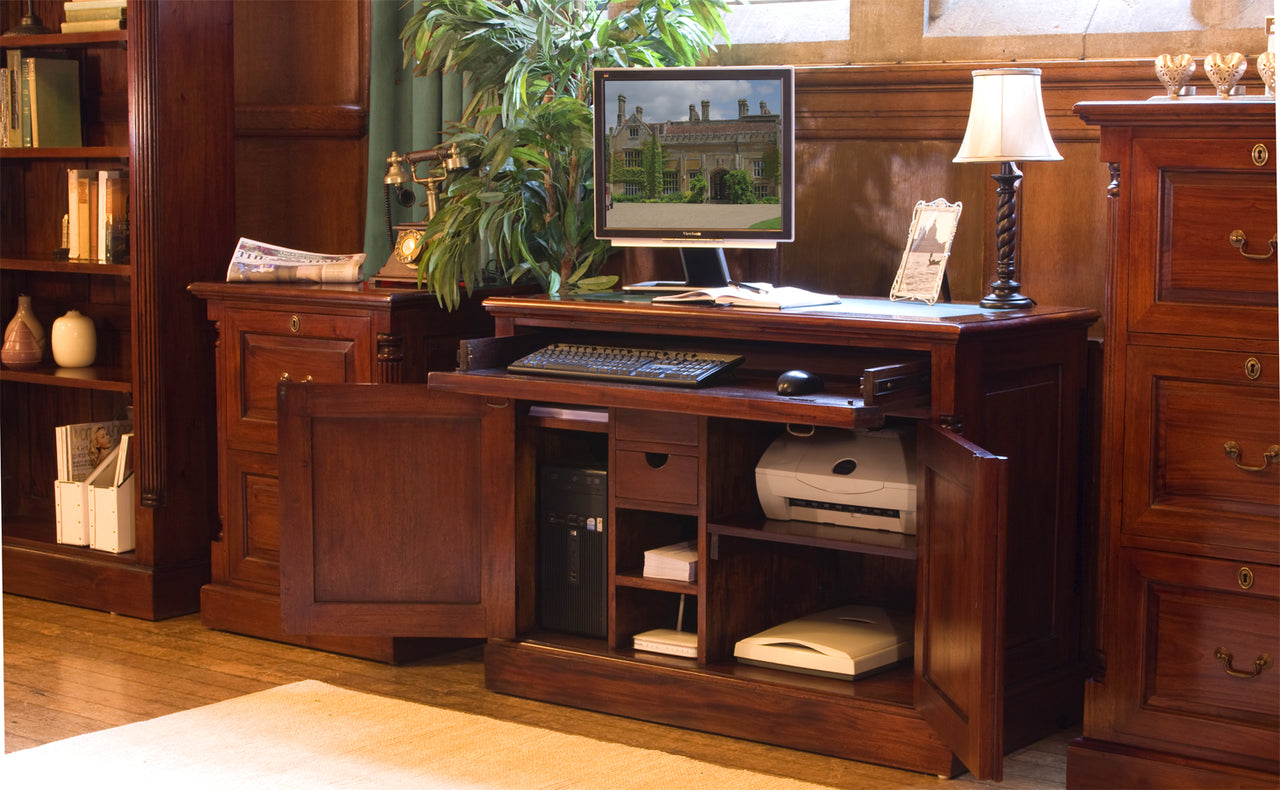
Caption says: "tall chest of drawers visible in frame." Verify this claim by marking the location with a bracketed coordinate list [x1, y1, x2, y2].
[1070, 101, 1278, 788]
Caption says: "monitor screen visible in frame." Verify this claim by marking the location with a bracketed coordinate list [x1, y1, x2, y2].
[593, 66, 795, 258]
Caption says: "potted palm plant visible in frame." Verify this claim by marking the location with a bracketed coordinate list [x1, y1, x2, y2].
[401, 0, 730, 308]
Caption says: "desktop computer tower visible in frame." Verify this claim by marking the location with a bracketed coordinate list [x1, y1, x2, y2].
[537, 463, 608, 637]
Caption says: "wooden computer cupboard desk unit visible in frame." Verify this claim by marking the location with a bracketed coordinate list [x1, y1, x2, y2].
[276, 294, 1098, 780]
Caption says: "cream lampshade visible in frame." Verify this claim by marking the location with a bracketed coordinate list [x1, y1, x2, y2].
[954, 68, 1061, 308]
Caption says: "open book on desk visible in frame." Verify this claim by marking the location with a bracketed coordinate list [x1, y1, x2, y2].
[652, 283, 840, 310]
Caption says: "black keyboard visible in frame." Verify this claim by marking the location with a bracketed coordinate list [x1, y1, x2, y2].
[508, 343, 743, 388]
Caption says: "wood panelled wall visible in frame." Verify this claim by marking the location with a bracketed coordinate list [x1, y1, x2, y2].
[232, 0, 369, 255]
[229, 2, 1264, 339]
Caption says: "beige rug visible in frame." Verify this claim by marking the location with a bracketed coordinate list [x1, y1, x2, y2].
[2, 679, 841, 789]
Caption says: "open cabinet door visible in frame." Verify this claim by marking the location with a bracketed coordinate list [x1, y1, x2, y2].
[915, 423, 1008, 781]
[277, 383, 515, 640]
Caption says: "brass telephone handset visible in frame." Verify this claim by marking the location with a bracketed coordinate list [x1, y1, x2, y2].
[377, 144, 470, 283]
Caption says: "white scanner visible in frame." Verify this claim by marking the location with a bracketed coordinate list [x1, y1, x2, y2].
[755, 427, 917, 534]
[734, 604, 914, 680]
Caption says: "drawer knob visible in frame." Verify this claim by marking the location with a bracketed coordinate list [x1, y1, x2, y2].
[279, 372, 313, 383]
[1228, 229, 1277, 260]
[1214, 647, 1272, 679]
[1223, 441, 1279, 472]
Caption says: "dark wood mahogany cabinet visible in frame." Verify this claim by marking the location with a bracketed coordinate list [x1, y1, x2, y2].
[276, 294, 1097, 780]
[1068, 101, 1278, 788]
[1, 1, 234, 619]
[188, 281, 500, 662]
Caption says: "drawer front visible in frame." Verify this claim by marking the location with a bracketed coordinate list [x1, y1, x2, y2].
[1127, 137, 1278, 340]
[614, 408, 700, 446]
[613, 449, 699, 506]
[1123, 345, 1280, 555]
[223, 450, 282, 591]
[1105, 549, 1278, 772]
[224, 309, 373, 452]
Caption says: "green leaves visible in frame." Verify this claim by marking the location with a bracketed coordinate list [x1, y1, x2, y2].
[401, 0, 729, 304]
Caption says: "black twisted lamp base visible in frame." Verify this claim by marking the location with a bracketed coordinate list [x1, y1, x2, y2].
[979, 161, 1036, 309]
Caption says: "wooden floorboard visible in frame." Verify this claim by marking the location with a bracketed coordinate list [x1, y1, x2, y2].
[3, 593, 1070, 788]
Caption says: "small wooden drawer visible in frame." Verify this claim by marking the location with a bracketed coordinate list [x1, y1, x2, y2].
[614, 449, 699, 506]
[225, 309, 373, 452]
[1110, 549, 1278, 769]
[1129, 137, 1278, 339]
[1123, 344, 1280, 555]
[614, 409, 699, 447]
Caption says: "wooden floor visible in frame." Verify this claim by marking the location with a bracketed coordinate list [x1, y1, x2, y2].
[3, 593, 1073, 788]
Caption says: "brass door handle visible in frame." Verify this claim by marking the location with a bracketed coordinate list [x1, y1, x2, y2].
[1228, 229, 1277, 260]
[1224, 441, 1280, 472]
[1214, 647, 1272, 679]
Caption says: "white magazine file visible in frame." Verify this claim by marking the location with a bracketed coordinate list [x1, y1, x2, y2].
[86, 433, 135, 553]
[54, 478, 90, 546]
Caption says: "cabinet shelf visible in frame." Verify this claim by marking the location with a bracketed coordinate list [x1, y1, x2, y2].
[709, 517, 917, 560]
[0, 146, 129, 160]
[1, 256, 130, 275]
[0, 363, 131, 391]
[615, 570, 697, 594]
[0, 31, 127, 49]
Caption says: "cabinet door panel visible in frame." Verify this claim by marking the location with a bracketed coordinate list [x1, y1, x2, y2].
[278, 383, 515, 639]
[915, 423, 1008, 781]
[224, 449, 282, 590]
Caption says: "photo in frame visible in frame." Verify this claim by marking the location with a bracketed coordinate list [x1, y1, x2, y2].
[890, 199, 962, 305]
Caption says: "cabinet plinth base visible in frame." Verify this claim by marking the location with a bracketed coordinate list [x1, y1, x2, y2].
[200, 583, 470, 664]
[2, 542, 205, 620]
[484, 638, 964, 778]
[1066, 737, 1279, 789]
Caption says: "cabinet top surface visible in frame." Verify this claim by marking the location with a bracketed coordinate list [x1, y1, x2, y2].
[484, 293, 1098, 345]
[1073, 98, 1277, 128]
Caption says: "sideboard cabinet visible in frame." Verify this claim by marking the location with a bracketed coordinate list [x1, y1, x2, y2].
[276, 295, 1097, 780]
[188, 281, 501, 662]
[1068, 101, 1278, 788]
[1, 1, 233, 619]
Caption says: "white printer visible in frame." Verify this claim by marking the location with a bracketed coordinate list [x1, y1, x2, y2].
[754, 426, 917, 534]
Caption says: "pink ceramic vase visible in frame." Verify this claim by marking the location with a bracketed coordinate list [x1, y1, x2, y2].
[1, 295, 45, 369]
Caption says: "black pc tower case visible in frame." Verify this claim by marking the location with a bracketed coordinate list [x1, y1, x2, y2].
[537, 463, 608, 637]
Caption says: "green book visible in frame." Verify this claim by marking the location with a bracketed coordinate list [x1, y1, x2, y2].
[22, 57, 81, 148]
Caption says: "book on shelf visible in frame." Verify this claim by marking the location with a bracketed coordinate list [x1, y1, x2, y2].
[0, 68, 9, 148]
[63, 0, 127, 23]
[56, 417, 132, 483]
[651, 283, 841, 310]
[97, 169, 128, 262]
[5, 49, 25, 148]
[22, 56, 81, 148]
[60, 18, 126, 32]
[643, 539, 698, 582]
[67, 168, 97, 259]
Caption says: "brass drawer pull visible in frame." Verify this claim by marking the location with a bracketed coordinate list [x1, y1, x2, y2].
[1214, 647, 1272, 679]
[279, 372, 313, 383]
[1228, 229, 1277, 260]
[1224, 441, 1280, 472]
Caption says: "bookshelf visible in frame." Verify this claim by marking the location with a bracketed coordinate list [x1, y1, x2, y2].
[0, 0, 234, 619]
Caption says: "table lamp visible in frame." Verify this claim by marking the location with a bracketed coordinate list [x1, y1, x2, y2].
[954, 68, 1061, 309]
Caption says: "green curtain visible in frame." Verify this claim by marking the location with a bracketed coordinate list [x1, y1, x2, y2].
[362, 0, 466, 278]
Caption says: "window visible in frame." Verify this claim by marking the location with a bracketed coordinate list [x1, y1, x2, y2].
[723, 0, 849, 45]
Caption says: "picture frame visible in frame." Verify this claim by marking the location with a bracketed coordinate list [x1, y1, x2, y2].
[890, 198, 962, 305]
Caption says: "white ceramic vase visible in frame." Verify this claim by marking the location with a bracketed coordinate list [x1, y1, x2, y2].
[1, 295, 46, 369]
[51, 310, 97, 368]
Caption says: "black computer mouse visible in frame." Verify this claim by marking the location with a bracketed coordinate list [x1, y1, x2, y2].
[776, 369, 823, 396]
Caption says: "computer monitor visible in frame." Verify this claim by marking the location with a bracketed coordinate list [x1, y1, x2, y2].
[593, 65, 795, 287]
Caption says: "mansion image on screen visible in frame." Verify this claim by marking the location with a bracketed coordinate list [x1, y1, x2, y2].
[601, 85, 784, 231]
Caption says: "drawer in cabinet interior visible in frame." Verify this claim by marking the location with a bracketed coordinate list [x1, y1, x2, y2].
[1129, 138, 1278, 338]
[614, 449, 700, 507]
[226, 311, 372, 452]
[1123, 344, 1279, 554]
[1114, 549, 1277, 763]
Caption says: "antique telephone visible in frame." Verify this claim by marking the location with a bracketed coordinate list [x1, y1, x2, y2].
[375, 144, 470, 284]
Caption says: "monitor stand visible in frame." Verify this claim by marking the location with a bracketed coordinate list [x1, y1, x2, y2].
[622, 247, 731, 293]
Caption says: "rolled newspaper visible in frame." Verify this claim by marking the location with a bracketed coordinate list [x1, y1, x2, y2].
[225, 237, 366, 283]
